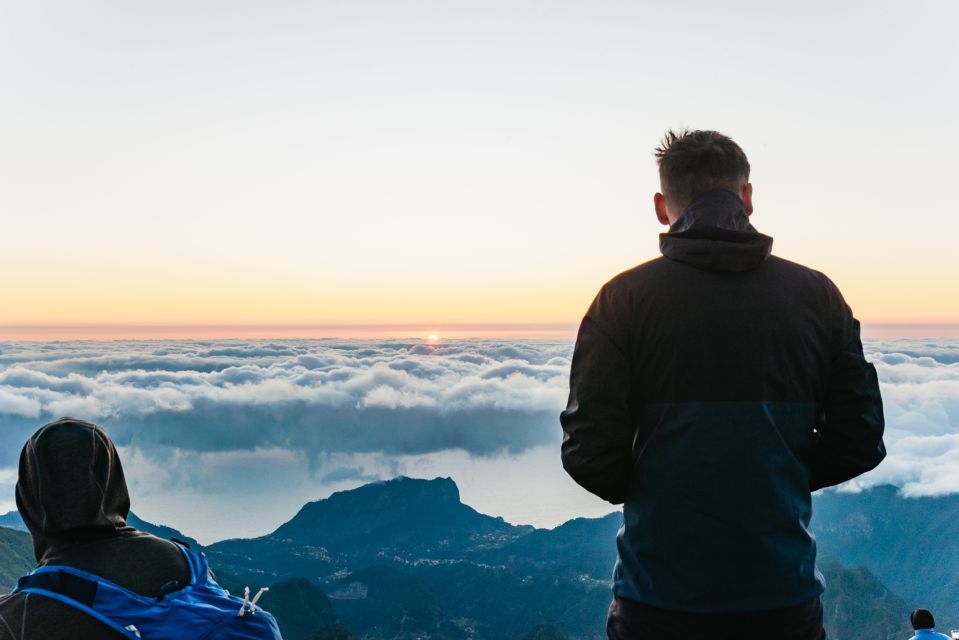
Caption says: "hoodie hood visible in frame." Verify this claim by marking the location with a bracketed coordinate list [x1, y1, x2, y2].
[15, 417, 134, 562]
[659, 188, 773, 272]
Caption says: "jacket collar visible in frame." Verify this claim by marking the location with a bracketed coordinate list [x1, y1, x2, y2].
[659, 189, 773, 273]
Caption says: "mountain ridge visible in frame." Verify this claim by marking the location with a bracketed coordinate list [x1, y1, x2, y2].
[0, 478, 934, 639]
[206, 476, 535, 587]
[0, 509, 200, 550]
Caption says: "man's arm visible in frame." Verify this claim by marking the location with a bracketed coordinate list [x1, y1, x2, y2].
[809, 281, 886, 491]
[560, 287, 634, 504]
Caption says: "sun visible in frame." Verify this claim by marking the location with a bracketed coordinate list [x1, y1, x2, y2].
[427, 334, 440, 343]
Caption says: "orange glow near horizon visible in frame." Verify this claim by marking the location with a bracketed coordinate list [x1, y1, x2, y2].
[1, 247, 956, 340]
[0, 323, 581, 342]
[0, 321, 957, 342]
[1, 259, 957, 341]
[2, 257, 957, 332]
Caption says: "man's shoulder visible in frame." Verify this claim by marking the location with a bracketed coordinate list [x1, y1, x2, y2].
[765, 255, 847, 301]
[601, 256, 670, 291]
[602, 254, 837, 291]
[766, 254, 830, 279]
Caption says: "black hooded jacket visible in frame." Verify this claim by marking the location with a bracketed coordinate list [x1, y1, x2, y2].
[0, 417, 191, 639]
[561, 189, 885, 612]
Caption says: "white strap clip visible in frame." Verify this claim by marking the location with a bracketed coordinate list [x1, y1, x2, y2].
[237, 585, 270, 616]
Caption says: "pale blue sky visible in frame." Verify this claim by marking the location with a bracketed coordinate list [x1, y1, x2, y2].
[1, 1, 957, 328]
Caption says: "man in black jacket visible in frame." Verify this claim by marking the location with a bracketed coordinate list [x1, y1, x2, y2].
[560, 130, 885, 639]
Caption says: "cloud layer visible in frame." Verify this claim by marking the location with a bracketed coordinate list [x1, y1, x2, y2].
[844, 339, 959, 496]
[0, 338, 956, 478]
[0, 339, 573, 466]
[0, 337, 957, 540]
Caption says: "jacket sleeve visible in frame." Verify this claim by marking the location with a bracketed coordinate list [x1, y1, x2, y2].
[560, 286, 634, 504]
[809, 281, 886, 491]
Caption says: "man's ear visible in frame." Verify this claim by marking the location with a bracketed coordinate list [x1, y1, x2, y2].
[654, 193, 671, 226]
[741, 183, 753, 216]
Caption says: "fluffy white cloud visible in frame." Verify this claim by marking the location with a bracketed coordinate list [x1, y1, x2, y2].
[0, 387, 41, 418]
[837, 340, 959, 494]
[1, 337, 957, 520]
[0, 340, 572, 464]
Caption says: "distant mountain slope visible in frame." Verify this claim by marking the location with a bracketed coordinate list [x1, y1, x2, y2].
[0, 512, 27, 532]
[473, 513, 621, 579]
[819, 562, 912, 640]
[516, 625, 568, 640]
[812, 485, 959, 628]
[207, 476, 533, 584]
[331, 565, 456, 640]
[0, 527, 33, 591]
[272, 476, 530, 554]
[257, 578, 340, 640]
[403, 557, 609, 640]
[0, 510, 199, 549]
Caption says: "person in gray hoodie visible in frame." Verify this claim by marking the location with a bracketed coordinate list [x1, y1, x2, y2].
[0, 417, 191, 639]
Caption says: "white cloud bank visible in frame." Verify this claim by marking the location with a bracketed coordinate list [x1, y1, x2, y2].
[0, 338, 956, 483]
[0, 339, 576, 540]
[0, 339, 573, 466]
[843, 339, 959, 496]
[0, 337, 956, 541]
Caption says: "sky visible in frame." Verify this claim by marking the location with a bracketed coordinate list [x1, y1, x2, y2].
[1, 1, 958, 335]
[0, 337, 957, 544]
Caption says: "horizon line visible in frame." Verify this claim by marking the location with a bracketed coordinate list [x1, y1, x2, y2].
[1, 321, 958, 341]
[0, 322, 581, 341]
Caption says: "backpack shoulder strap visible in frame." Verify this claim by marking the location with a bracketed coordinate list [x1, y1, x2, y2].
[15, 567, 141, 639]
[169, 539, 213, 589]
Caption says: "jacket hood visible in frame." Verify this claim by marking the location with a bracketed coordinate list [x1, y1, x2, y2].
[15, 417, 134, 562]
[659, 189, 773, 272]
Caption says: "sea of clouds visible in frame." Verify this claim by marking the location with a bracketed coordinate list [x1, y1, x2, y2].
[0, 339, 579, 540]
[848, 339, 959, 496]
[0, 339, 571, 461]
[0, 337, 956, 541]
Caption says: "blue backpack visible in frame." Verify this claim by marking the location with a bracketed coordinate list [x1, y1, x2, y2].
[13, 542, 282, 640]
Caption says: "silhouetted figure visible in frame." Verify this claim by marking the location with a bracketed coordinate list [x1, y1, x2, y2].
[909, 609, 951, 639]
[0, 417, 283, 639]
[561, 129, 886, 640]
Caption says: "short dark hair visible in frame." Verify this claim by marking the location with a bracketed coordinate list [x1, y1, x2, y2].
[911, 609, 935, 630]
[654, 129, 751, 214]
